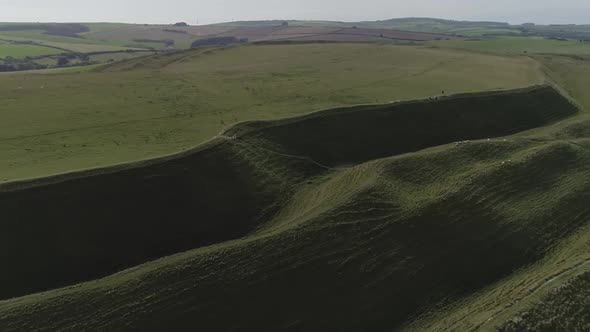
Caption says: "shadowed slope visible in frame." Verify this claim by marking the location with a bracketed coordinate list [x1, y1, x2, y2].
[0, 140, 325, 299]
[0, 85, 576, 300]
[0, 86, 584, 331]
[230, 86, 577, 167]
[2, 137, 590, 331]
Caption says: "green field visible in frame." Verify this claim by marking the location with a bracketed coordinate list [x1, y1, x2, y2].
[88, 51, 154, 63]
[0, 35, 142, 53]
[2, 18, 590, 331]
[0, 41, 60, 58]
[0, 30, 96, 45]
[0, 43, 542, 181]
[540, 54, 590, 111]
[0, 23, 166, 70]
[430, 36, 590, 56]
[1, 83, 589, 330]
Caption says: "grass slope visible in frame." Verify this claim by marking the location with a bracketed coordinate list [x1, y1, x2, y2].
[0, 137, 323, 299]
[498, 270, 590, 331]
[0, 43, 542, 182]
[231, 86, 575, 166]
[0, 41, 61, 58]
[0, 86, 584, 331]
[430, 36, 590, 56]
[0, 85, 571, 300]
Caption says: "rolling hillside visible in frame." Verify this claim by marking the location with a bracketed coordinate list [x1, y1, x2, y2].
[3, 18, 590, 72]
[1, 85, 589, 331]
[2, 22, 590, 330]
[0, 21, 462, 71]
[215, 17, 520, 36]
[0, 43, 543, 182]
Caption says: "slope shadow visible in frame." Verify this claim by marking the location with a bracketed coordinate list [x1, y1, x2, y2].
[0, 85, 577, 300]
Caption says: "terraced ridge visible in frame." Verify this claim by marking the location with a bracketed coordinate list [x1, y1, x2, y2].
[229, 85, 577, 166]
[0, 85, 585, 331]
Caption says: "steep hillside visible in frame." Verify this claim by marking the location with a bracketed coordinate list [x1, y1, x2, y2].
[229, 86, 576, 166]
[1, 85, 586, 331]
[0, 138, 325, 299]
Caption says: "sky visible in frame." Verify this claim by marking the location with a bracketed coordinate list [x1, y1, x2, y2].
[1, 0, 589, 25]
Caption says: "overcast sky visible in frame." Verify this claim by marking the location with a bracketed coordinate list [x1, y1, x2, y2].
[1, 0, 589, 25]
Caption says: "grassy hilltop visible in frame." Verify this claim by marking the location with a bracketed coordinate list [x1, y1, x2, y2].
[0, 43, 542, 181]
[2, 18, 590, 332]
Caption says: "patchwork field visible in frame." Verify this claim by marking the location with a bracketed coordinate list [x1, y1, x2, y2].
[2, 19, 590, 72]
[0, 21, 469, 72]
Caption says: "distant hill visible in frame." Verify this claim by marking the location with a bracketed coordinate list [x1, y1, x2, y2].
[213, 17, 518, 36]
[2, 17, 590, 72]
[373, 17, 511, 26]
[0, 19, 465, 72]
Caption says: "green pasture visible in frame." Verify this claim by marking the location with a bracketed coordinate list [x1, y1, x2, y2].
[0, 43, 542, 181]
[430, 36, 590, 55]
[0, 41, 60, 58]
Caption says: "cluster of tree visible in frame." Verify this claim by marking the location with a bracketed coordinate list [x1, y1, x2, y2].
[9, 40, 41, 45]
[191, 37, 248, 48]
[174, 22, 189, 27]
[0, 52, 89, 72]
[0, 64, 45, 72]
[0, 57, 48, 72]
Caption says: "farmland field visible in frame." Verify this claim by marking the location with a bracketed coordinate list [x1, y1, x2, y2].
[0, 41, 60, 58]
[430, 36, 590, 55]
[2, 19, 590, 71]
[87, 51, 153, 63]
